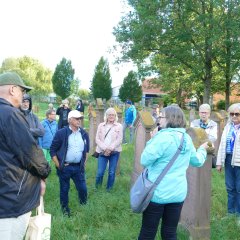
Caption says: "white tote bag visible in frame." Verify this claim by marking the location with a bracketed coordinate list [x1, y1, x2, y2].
[25, 196, 51, 240]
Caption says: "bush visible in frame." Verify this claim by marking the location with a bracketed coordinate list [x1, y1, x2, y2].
[216, 100, 226, 110]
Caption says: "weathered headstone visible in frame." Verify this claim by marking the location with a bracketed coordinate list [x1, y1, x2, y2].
[95, 98, 104, 129]
[131, 110, 155, 184]
[189, 109, 196, 126]
[219, 110, 228, 126]
[114, 106, 123, 124]
[88, 110, 97, 154]
[180, 127, 213, 240]
[210, 111, 224, 153]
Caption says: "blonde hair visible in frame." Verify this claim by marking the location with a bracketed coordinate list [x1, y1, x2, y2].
[104, 107, 118, 123]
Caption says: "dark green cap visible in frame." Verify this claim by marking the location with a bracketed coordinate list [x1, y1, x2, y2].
[0, 72, 33, 91]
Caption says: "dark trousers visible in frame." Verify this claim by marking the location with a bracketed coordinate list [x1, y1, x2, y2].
[138, 201, 184, 240]
[95, 152, 120, 190]
[225, 154, 240, 215]
[57, 165, 87, 212]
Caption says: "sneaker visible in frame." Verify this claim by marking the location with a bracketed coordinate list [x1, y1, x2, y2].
[122, 142, 128, 145]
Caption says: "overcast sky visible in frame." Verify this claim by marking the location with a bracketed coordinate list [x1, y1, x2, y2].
[0, 0, 133, 89]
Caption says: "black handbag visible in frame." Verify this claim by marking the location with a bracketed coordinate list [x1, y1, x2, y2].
[92, 151, 99, 158]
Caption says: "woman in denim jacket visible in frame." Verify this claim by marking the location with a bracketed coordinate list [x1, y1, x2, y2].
[95, 108, 123, 190]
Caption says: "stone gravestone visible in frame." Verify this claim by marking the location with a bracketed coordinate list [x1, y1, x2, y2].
[210, 111, 225, 153]
[189, 109, 196, 127]
[219, 110, 228, 126]
[88, 110, 97, 154]
[114, 106, 123, 124]
[96, 98, 105, 128]
[131, 110, 155, 184]
[180, 127, 213, 240]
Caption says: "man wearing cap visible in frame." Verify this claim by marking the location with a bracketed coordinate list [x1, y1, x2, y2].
[123, 100, 137, 144]
[0, 72, 51, 239]
[56, 99, 71, 129]
[50, 110, 89, 216]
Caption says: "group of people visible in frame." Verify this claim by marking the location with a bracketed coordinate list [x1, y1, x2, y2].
[1, 71, 240, 239]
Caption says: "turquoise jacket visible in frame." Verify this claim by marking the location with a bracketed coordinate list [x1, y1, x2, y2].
[141, 128, 207, 204]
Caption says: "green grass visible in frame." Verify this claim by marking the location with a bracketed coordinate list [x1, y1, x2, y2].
[33, 103, 240, 240]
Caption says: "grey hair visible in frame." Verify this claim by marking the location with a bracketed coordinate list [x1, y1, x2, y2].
[228, 103, 240, 113]
[161, 106, 186, 128]
[46, 109, 56, 117]
[104, 107, 118, 123]
[199, 103, 211, 112]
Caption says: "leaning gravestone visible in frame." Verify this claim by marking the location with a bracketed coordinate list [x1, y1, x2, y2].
[131, 110, 155, 184]
[189, 109, 196, 126]
[210, 111, 224, 153]
[180, 127, 213, 240]
[88, 110, 97, 154]
[96, 98, 104, 128]
[219, 110, 228, 126]
[114, 106, 123, 124]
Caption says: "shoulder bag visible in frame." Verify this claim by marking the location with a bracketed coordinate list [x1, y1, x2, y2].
[92, 126, 113, 158]
[130, 133, 184, 213]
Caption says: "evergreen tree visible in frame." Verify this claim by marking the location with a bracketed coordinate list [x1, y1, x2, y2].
[52, 57, 75, 99]
[91, 57, 112, 100]
[119, 71, 142, 103]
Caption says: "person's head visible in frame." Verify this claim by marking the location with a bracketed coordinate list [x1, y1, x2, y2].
[77, 98, 82, 104]
[199, 104, 211, 123]
[104, 107, 118, 123]
[62, 99, 69, 109]
[159, 105, 186, 129]
[126, 100, 132, 108]
[46, 109, 56, 121]
[48, 103, 54, 110]
[228, 103, 240, 125]
[0, 72, 32, 108]
[21, 94, 32, 111]
[68, 110, 83, 130]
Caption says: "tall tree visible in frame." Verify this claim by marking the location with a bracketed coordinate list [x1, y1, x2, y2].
[118, 71, 142, 103]
[0, 56, 53, 95]
[52, 58, 75, 99]
[91, 57, 112, 100]
[114, 0, 238, 104]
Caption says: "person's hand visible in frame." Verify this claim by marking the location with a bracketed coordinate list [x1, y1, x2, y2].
[104, 149, 111, 156]
[40, 179, 46, 196]
[200, 141, 209, 150]
[216, 165, 222, 172]
[129, 124, 133, 128]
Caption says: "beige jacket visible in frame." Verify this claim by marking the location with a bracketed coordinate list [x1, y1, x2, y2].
[95, 122, 123, 153]
[217, 122, 240, 166]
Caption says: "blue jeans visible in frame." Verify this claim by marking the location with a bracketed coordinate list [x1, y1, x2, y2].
[57, 165, 87, 212]
[225, 154, 240, 215]
[122, 122, 134, 143]
[138, 201, 184, 240]
[95, 152, 120, 190]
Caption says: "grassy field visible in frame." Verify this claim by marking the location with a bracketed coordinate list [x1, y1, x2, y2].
[33, 103, 240, 240]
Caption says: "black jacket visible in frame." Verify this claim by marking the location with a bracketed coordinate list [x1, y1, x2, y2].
[56, 107, 71, 129]
[21, 94, 45, 142]
[0, 98, 51, 218]
[50, 126, 89, 171]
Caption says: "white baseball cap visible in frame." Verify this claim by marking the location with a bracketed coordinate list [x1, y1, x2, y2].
[68, 110, 83, 119]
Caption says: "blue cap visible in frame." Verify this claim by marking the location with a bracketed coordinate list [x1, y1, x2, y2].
[126, 100, 132, 105]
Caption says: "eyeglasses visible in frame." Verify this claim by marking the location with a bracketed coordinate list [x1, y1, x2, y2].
[73, 117, 83, 120]
[230, 112, 240, 117]
[158, 116, 166, 119]
[199, 112, 209, 114]
[14, 85, 26, 94]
